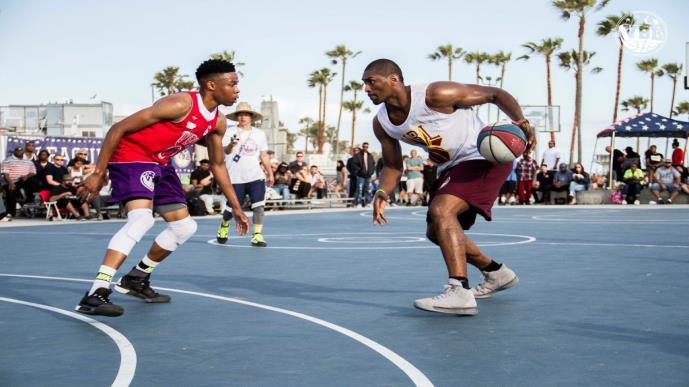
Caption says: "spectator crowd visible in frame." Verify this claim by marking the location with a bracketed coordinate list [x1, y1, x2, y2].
[498, 139, 688, 205]
[3, 137, 688, 222]
[1, 141, 113, 221]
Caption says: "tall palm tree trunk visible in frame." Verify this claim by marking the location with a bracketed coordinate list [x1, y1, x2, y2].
[613, 40, 624, 122]
[546, 56, 556, 143]
[350, 91, 359, 151]
[335, 60, 346, 156]
[669, 78, 677, 118]
[448, 58, 453, 81]
[650, 74, 655, 113]
[496, 64, 506, 121]
[571, 15, 585, 165]
[319, 85, 328, 153]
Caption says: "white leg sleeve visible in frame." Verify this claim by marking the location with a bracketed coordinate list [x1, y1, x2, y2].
[154, 216, 198, 252]
[106, 208, 155, 256]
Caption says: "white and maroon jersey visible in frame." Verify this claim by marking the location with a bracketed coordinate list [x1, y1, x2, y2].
[376, 83, 485, 174]
[111, 91, 218, 165]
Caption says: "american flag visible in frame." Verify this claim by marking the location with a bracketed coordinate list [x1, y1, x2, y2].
[598, 113, 689, 138]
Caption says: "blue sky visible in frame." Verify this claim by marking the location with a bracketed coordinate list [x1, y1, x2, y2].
[1, 0, 688, 167]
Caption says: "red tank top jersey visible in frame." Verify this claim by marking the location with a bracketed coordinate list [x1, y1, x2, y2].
[110, 91, 219, 165]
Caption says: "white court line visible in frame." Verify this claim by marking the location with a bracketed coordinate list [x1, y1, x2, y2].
[317, 236, 426, 243]
[209, 232, 535, 249]
[534, 241, 689, 249]
[0, 296, 136, 387]
[0, 274, 433, 387]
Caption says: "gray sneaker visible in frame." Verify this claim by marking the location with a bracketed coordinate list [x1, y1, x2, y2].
[472, 264, 519, 299]
[414, 279, 478, 315]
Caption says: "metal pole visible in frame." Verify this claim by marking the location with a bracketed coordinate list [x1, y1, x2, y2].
[608, 130, 616, 189]
[590, 136, 599, 174]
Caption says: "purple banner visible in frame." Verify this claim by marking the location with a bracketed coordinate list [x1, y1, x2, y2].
[5, 136, 195, 174]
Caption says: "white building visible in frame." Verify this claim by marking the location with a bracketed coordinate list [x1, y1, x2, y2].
[0, 102, 113, 138]
[259, 96, 287, 161]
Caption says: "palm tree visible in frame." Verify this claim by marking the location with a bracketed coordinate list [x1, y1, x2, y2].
[558, 49, 603, 164]
[209, 50, 245, 76]
[636, 58, 664, 113]
[326, 45, 361, 156]
[428, 44, 466, 81]
[280, 128, 298, 155]
[673, 101, 689, 119]
[298, 117, 317, 154]
[464, 51, 491, 83]
[343, 80, 365, 151]
[152, 66, 189, 96]
[489, 51, 512, 120]
[661, 63, 683, 118]
[307, 68, 337, 154]
[343, 100, 370, 152]
[553, 0, 609, 165]
[176, 80, 196, 91]
[519, 38, 564, 142]
[620, 95, 649, 115]
[597, 12, 634, 123]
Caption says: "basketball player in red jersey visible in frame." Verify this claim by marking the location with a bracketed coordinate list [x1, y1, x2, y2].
[75, 59, 249, 317]
[363, 59, 535, 315]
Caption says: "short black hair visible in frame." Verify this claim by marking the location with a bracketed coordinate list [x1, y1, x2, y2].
[195, 59, 236, 85]
[199, 159, 210, 164]
[364, 59, 404, 83]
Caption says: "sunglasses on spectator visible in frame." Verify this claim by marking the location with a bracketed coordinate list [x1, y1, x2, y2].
[54, 158, 64, 161]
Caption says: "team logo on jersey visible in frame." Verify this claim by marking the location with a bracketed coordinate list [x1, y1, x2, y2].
[157, 131, 200, 160]
[140, 171, 156, 192]
[186, 122, 197, 130]
[401, 124, 451, 163]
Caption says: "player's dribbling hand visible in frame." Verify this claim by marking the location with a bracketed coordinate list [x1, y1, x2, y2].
[77, 173, 104, 201]
[513, 119, 536, 153]
[372, 190, 389, 225]
[233, 209, 250, 235]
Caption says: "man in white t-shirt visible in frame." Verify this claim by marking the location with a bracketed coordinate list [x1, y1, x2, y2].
[541, 141, 561, 171]
[216, 102, 274, 247]
[650, 159, 681, 204]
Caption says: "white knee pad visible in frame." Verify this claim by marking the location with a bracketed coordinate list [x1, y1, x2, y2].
[107, 208, 155, 255]
[154, 216, 197, 252]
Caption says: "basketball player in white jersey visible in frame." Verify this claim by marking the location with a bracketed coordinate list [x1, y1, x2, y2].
[363, 59, 535, 315]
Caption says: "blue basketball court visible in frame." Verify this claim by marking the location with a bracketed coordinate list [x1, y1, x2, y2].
[1, 206, 688, 386]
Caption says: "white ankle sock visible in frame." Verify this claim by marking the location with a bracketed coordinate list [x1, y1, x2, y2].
[89, 265, 117, 295]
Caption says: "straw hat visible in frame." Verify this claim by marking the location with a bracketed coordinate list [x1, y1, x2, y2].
[226, 101, 263, 121]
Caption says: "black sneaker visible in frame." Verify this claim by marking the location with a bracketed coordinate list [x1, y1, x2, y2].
[75, 288, 124, 317]
[114, 274, 171, 303]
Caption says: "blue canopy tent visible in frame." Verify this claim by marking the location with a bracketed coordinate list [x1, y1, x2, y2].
[594, 113, 689, 187]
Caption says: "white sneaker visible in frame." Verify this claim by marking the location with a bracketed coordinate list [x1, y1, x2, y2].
[472, 264, 519, 299]
[649, 201, 657, 205]
[634, 200, 640, 205]
[414, 279, 478, 315]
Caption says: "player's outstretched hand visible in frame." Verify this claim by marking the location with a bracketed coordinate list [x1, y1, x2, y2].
[233, 209, 250, 235]
[513, 119, 536, 154]
[78, 173, 105, 201]
[372, 190, 389, 225]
